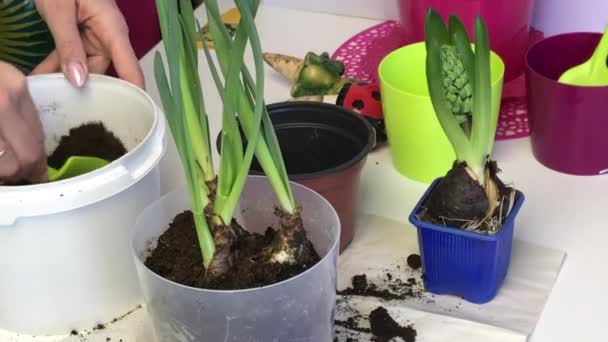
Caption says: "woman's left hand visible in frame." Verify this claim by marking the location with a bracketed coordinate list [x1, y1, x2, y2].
[32, 0, 145, 89]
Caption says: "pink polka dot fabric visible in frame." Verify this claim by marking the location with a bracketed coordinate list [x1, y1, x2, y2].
[331, 21, 545, 141]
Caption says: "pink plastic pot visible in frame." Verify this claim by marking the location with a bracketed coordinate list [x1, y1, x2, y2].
[397, 0, 535, 82]
[526, 32, 608, 175]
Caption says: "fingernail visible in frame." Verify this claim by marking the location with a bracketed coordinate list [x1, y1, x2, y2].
[64, 62, 86, 87]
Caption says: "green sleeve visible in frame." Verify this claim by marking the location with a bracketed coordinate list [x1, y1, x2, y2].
[0, 0, 54, 73]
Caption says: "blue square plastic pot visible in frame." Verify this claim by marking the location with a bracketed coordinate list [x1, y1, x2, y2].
[408, 178, 525, 304]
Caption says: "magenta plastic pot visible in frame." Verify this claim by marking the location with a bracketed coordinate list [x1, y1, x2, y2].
[397, 0, 535, 82]
[526, 32, 608, 175]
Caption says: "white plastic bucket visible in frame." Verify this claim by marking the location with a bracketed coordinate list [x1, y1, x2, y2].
[0, 74, 167, 335]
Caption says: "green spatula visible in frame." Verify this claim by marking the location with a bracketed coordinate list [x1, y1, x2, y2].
[48, 156, 109, 182]
[559, 25, 608, 86]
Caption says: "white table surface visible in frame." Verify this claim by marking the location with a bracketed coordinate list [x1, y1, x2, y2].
[139, 2, 608, 341]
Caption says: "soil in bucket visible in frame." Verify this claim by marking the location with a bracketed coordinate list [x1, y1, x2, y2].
[3, 122, 126, 186]
[47, 121, 127, 169]
[144, 206, 321, 290]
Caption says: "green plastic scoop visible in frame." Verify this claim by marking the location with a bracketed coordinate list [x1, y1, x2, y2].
[559, 25, 608, 86]
[47, 156, 109, 182]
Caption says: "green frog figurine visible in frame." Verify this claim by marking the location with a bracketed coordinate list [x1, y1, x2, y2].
[265, 51, 358, 98]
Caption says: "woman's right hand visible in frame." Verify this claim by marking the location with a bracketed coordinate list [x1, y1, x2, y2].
[0, 62, 47, 185]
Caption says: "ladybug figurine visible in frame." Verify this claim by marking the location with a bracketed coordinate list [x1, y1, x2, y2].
[336, 82, 387, 147]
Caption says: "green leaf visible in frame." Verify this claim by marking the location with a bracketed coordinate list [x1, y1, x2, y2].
[424, 8, 450, 52]
[200, 26, 226, 101]
[154, 52, 186, 164]
[470, 15, 493, 165]
[179, 15, 214, 179]
[154, 0, 215, 266]
[204, 0, 232, 75]
[206, 0, 296, 215]
[448, 15, 476, 92]
[242, 60, 295, 209]
[179, 0, 198, 67]
[426, 35, 471, 162]
[192, 211, 216, 270]
[216, 0, 268, 222]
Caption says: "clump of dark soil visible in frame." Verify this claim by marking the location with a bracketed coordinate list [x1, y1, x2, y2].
[144, 210, 321, 290]
[335, 316, 371, 334]
[352, 274, 368, 292]
[369, 306, 417, 342]
[47, 121, 127, 169]
[407, 254, 421, 270]
[339, 274, 405, 300]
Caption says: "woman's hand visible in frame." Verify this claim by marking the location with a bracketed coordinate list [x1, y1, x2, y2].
[32, 0, 144, 89]
[0, 62, 47, 184]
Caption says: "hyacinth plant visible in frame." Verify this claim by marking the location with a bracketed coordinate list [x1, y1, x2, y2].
[154, 0, 316, 280]
[422, 9, 515, 233]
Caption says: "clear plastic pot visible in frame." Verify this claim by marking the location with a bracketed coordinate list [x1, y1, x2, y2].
[132, 175, 340, 341]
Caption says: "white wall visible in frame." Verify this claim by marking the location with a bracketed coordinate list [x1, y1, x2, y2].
[532, 0, 608, 36]
[263, 0, 400, 21]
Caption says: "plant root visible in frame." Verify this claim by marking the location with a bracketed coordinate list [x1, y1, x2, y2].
[264, 206, 318, 266]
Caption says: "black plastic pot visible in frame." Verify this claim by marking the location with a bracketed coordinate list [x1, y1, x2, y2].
[217, 101, 375, 252]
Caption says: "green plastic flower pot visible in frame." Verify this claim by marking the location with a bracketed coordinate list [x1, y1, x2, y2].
[378, 42, 505, 183]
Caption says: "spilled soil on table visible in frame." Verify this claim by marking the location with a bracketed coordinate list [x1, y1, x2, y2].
[334, 303, 417, 342]
[369, 306, 417, 342]
[333, 256, 434, 341]
[337, 271, 430, 302]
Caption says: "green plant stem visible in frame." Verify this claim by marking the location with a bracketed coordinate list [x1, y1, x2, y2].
[469, 16, 492, 176]
[204, 0, 296, 213]
[179, 64, 214, 180]
[155, 0, 215, 267]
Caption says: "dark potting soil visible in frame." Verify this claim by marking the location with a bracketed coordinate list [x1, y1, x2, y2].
[47, 122, 127, 169]
[407, 254, 421, 270]
[144, 210, 321, 290]
[369, 306, 417, 342]
[1, 122, 126, 186]
[335, 316, 371, 334]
